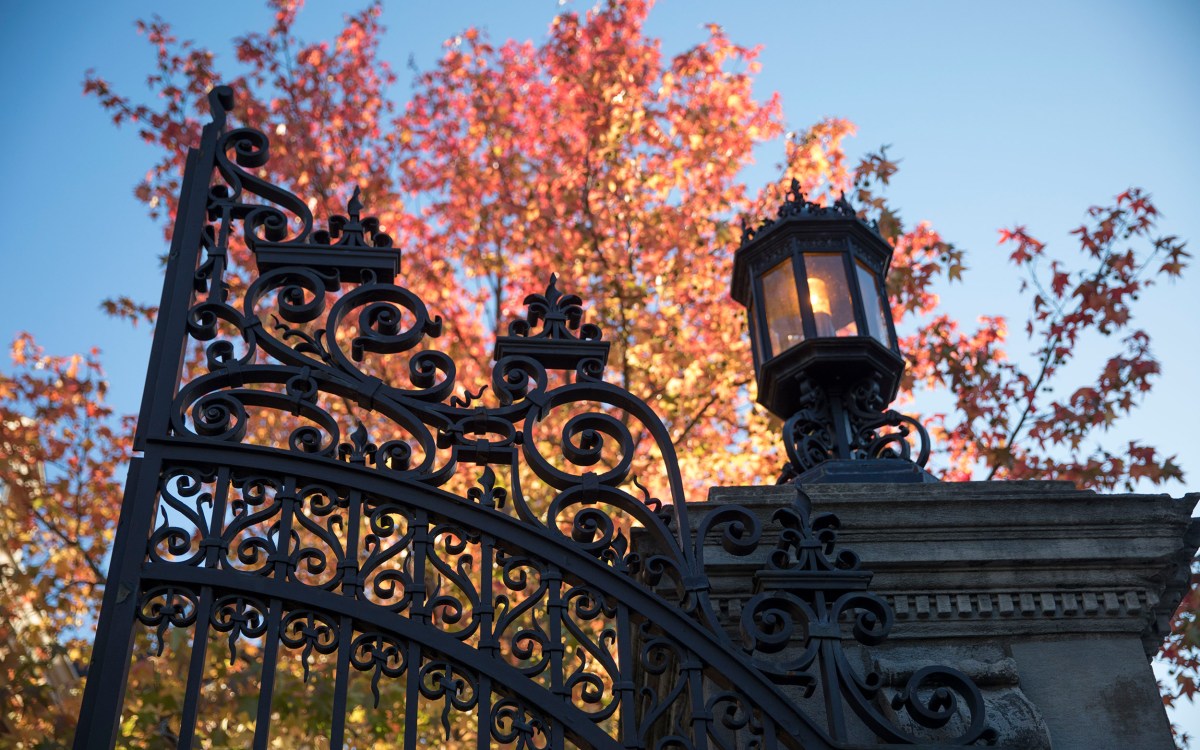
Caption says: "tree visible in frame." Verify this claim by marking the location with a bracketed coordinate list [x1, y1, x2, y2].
[1, 0, 1192, 744]
[0, 337, 126, 746]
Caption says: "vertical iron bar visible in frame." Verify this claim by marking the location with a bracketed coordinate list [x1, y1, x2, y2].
[476, 529, 495, 750]
[404, 639, 422, 750]
[72, 458, 157, 747]
[815, 591, 846, 743]
[252, 476, 293, 749]
[203, 467, 232, 569]
[176, 466, 230, 749]
[546, 565, 566, 750]
[252, 597, 284, 750]
[685, 657, 710, 750]
[273, 477, 298, 581]
[476, 675, 492, 750]
[330, 617, 353, 750]
[615, 602, 637, 750]
[330, 488, 361, 749]
[404, 510, 429, 749]
[340, 488, 363, 599]
[175, 587, 214, 750]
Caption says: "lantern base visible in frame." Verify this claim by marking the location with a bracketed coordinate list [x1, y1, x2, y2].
[788, 458, 939, 485]
[776, 371, 933, 483]
[757, 337, 905, 418]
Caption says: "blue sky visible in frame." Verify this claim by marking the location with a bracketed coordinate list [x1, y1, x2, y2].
[2, 0, 1198, 733]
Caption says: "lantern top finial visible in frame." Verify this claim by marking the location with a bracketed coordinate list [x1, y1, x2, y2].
[739, 180, 883, 248]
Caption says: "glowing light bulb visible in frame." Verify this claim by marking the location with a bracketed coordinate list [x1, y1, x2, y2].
[808, 276, 831, 316]
[808, 276, 835, 336]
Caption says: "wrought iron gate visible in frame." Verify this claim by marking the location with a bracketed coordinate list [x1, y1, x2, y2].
[75, 86, 993, 749]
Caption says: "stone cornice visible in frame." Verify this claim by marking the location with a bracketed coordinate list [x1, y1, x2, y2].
[697, 482, 1199, 657]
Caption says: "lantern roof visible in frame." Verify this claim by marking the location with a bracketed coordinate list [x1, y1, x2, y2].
[730, 181, 893, 307]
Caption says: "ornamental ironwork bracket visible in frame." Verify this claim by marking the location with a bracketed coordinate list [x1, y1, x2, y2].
[779, 372, 935, 484]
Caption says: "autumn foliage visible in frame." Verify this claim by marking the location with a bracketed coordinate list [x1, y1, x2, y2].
[0, 0, 1193, 744]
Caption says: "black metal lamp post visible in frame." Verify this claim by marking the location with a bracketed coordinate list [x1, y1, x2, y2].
[732, 180, 934, 483]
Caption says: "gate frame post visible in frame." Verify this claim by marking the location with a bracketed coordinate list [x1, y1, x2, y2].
[73, 90, 229, 748]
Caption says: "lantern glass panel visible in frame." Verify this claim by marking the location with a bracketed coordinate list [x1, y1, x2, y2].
[855, 259, 890, 346]
[762, 258, 805, 356]
[803, 253, 857, 338]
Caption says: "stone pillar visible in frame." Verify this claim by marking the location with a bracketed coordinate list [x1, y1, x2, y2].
[693, 481, 1197, 749]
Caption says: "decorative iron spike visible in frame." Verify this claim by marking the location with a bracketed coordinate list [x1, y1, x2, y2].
[543, 272, 562, 306]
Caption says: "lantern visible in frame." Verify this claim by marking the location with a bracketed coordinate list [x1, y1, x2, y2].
[731, 181, 932, 482]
